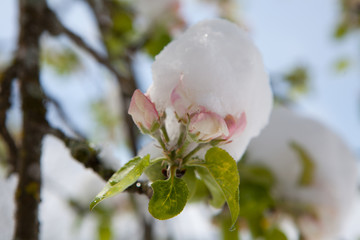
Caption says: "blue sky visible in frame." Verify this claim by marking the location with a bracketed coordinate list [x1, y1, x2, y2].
[243, 0, 360, 154]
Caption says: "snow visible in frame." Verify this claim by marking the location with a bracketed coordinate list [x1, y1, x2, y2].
[147, 18, 273, 160]
[246, 107, 358, 240]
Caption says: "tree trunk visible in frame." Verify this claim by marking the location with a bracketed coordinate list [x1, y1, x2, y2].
[14, 0, 47, 239]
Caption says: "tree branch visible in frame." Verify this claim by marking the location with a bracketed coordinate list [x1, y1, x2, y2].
[47, 127, 153, 197]
[0, 60, 19, 174]
[44, 8, 135, 98]
[77, 1, 140, 156]
[45, 93, 86, 139]
[48, 127, 115, 180]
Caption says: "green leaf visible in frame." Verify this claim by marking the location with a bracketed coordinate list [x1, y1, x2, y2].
[148, 176, 189, 220]
[265, 228, 288, 240]
[194, 147, 240, 227]
[290, 141, 315, 186]
[144, 159, 168, 182]
[196, 166, 226, 208]
[182, 167, 210, 202]
[90, 155, 150, 210]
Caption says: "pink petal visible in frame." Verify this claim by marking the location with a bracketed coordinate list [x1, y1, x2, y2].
[224, 112, 247, 139]
[189, 110, 229, 142]
[128, 89, 159, 131]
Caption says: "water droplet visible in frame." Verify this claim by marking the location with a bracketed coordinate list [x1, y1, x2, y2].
[109, 180, 117, 186]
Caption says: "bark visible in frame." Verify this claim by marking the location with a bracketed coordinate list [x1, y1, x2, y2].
[14, 0, 47, 239]
[0, 61, 19, 174]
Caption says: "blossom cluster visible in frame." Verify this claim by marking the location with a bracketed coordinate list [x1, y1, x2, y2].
[246, 108, 358, 240]
[130, 19, 272, 161]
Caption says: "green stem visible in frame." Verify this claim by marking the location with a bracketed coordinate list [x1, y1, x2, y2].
[176, 124, 187, 147]
[169, 165, 177, 178]
[155, 135, 167, 152]
[183, 143, 206, 164]
[161, 125, 170, 143]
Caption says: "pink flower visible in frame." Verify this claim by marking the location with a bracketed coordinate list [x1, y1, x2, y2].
[224, 112, 247, 140]
[170, 76, 201, 121]
[128, 89, 160, 133]
[189, 110, 229, 142]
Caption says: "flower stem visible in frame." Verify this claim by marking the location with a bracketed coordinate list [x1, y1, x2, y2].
[176, 124, 187, 147]
[155, 135, 167, 152]
[161, 125, 170, 143]
[183, 143, 206, 164]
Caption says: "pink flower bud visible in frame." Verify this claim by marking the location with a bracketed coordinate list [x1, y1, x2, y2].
[189, 110, 229, 142]
[224, 112, 247, 140]
[170, 76, 201, 121]
[128, 89, 160, 133]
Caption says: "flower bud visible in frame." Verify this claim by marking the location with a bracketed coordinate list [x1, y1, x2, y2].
[188, 110, 229, 142]
[128, 89, 160, 133]
[148, 19, 273, 160]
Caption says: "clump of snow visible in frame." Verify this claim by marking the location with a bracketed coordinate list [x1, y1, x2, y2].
[246, 107, 358, 240]
[147, 18, 272, 159]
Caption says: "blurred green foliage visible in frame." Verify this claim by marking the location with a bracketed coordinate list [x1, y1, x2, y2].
[144, 27, 172, 57]
[41, 47, 80, 75]
[284, 66, 309, 95]
[238, 161, 279, 238]
[290, 141, 315, 186]
[69, 199, 114, 240]
[334, 0, 360, 39]
[334, 58, 351, 72]
[96, 207, 114, 240]
[92, 100, 119, 131]
[104, 2, 135, 58]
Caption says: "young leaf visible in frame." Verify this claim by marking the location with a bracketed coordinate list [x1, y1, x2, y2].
[148, 176, 189, 220]
[144, 159, 168, 182]
[194, 147, 240, 227]
[90, 155, 150, 210]
[182, 166, 210, 203]
[196, 166, 226, 208]
[290, 141, 315, 186]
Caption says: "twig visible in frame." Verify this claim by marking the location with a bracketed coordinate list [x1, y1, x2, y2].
[0, 60, 19, 174]
[80, 3, 154, 237]
[44, 8, 134, 98]
[48, 127, 115, 181]
[47, 127, 153, 198]
[45, 93, 86, 139]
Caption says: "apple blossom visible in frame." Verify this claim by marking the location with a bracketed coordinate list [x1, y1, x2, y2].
[188, 110, 229, 142]
[146, 18, 272, 160]
[96, 18, 272, 223]
[128, 89, 160, 133]
[245, 108, 358, 240]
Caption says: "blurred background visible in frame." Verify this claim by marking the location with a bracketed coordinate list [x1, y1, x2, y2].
[0, 0, 359, 239]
